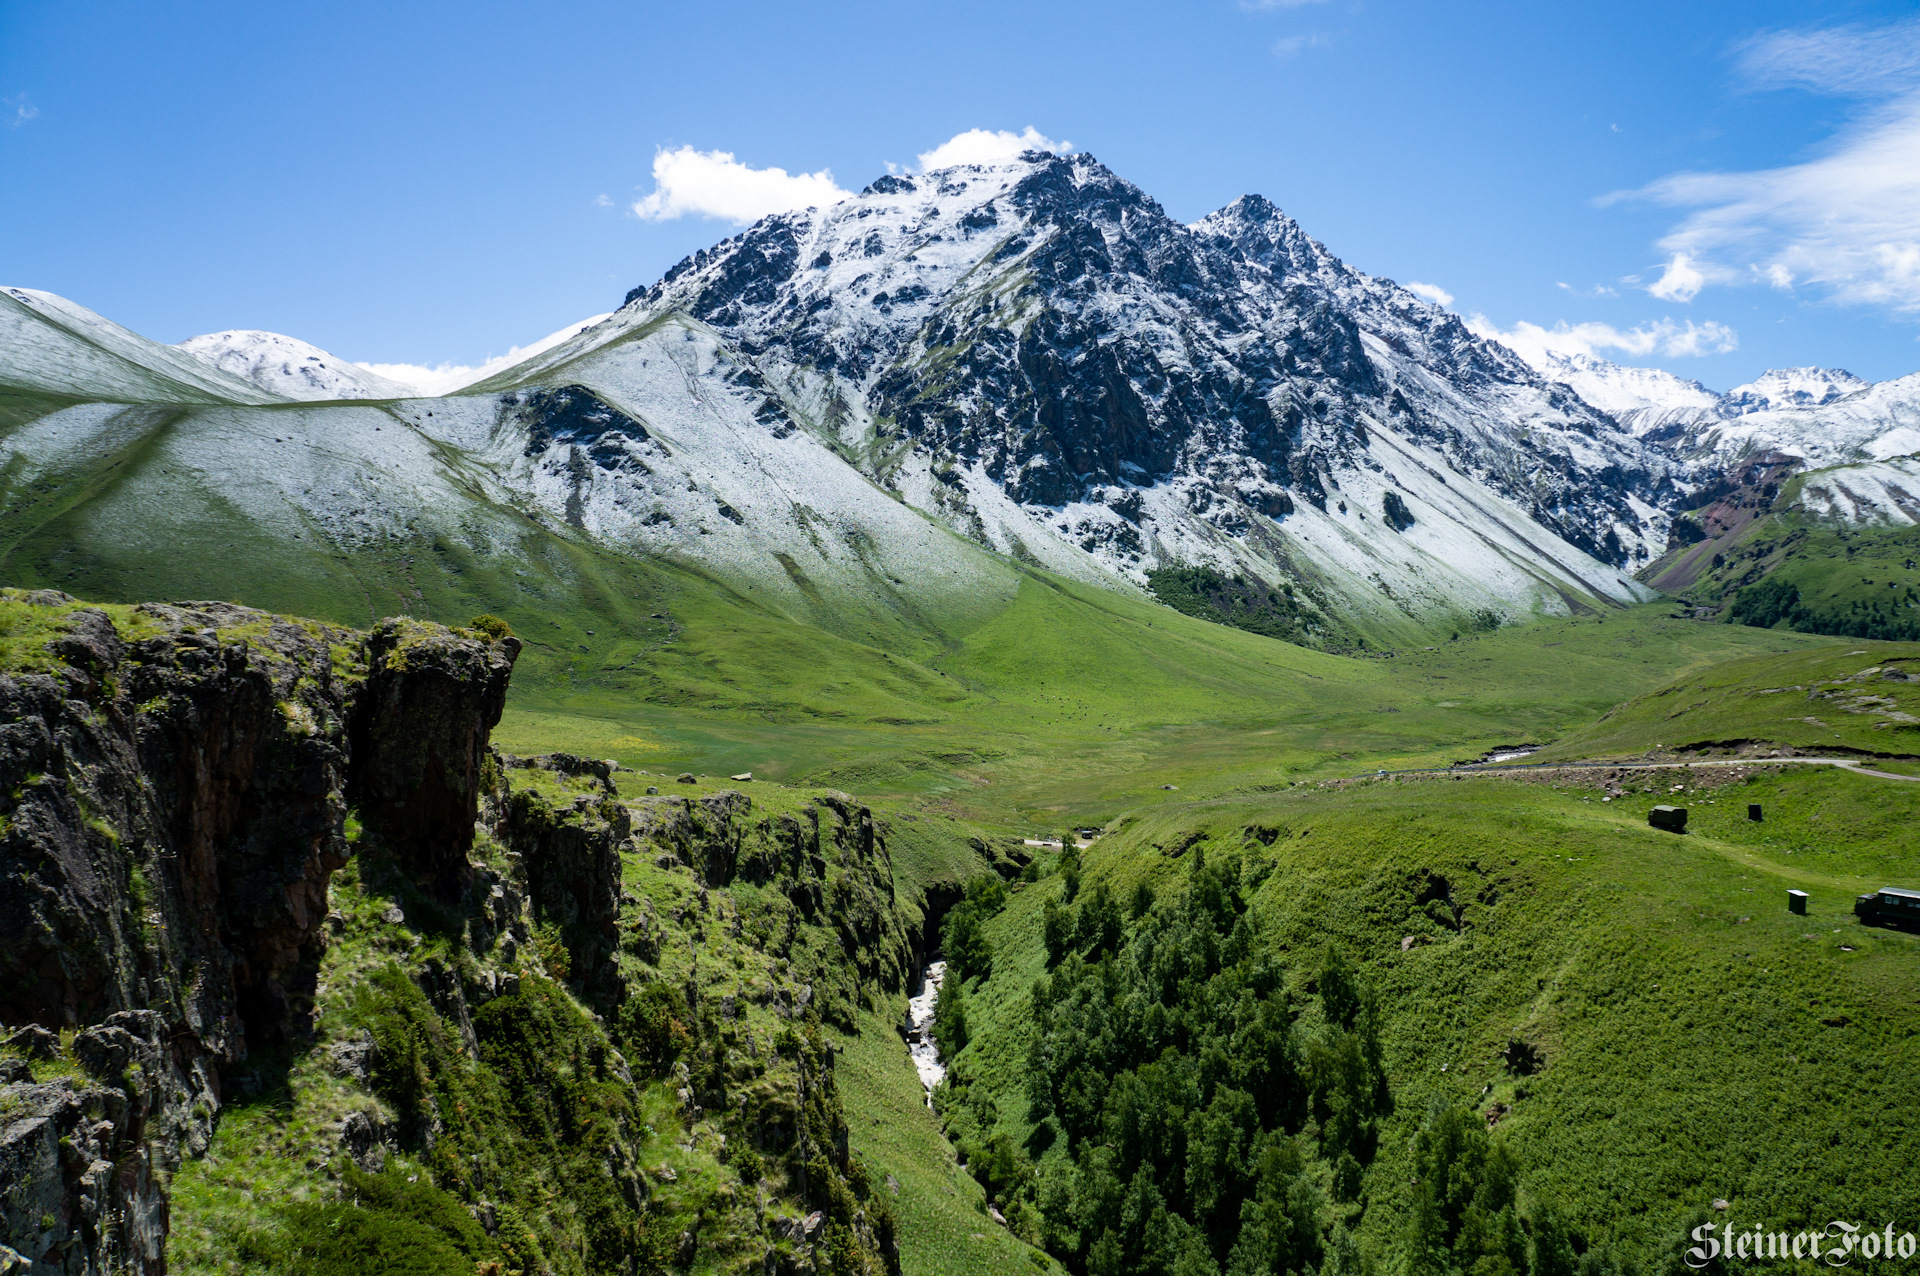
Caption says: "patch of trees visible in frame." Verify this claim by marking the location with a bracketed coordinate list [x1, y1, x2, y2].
[1730, 577, 1920, 640]
[940, 847, 1621, 1276]
[1145, 564, 1335, 646]
[960, 849, 1388, 1274]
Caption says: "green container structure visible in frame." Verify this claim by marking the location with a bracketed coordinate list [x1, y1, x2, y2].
[1648, 805, 1687, 834]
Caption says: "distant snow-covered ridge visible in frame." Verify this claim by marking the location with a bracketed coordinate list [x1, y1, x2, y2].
[177, 330, 414, 401]
[1501, 342, 1920, 484]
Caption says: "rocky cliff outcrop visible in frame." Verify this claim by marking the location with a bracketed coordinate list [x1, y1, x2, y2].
[0, 590, 517, 1274]
[0, 589, 955, 1276]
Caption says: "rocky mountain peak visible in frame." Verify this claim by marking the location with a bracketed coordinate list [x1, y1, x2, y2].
[1722, 366, 1870, 415]
[578, 149, 1668, 635]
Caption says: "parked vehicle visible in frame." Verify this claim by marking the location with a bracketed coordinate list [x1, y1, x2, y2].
[1854, 886, 1920, 930]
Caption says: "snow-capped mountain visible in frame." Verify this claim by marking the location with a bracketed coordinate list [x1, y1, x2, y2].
[178, 329, 412, 400]
[1722, 367, 1870, 416]
[1503, 345, 1907, 464]
[480, 153, 1678, 635]
[1524, 350, 1720, 425]
[9, 148, 1920, 643]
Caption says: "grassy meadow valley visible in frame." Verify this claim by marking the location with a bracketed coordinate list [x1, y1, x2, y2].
[6, 85, 1920, 1276]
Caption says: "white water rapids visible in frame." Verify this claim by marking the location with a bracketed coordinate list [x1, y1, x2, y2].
[904, 959, 948, 1107]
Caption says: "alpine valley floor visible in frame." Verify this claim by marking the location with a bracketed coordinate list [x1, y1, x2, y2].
[4, 566, 1916, 1276]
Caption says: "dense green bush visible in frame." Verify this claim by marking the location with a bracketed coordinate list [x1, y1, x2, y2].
[934, 973, 970, 1054]
[619, 979, 692, 1074]
[240, 1165, 492, 1276]
[1144, 564, 1338, 646]
[941, 874, 1007, 983]
[1730, 575, 1920, 639]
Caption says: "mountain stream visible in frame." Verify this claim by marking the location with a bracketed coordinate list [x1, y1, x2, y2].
[904, 958, 948, 1108]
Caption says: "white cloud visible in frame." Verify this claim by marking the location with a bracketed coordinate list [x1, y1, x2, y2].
[1273, 31, 1336, 57]
[915, 127, 1069, 172]
[1466, 314, 1739, 363]
[1647, 252, 1706, 302]
[1404, 281, 1453, 307]
[1607, 15, 1920, 312]
[1738, 17, 1920, 96]
[630, 147, 849, 225]
[593, 193, 612, 208]
[4, 93, 36, 128]
[357, 312, 614, 397]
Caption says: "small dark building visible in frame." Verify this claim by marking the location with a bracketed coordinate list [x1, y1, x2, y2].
[1855, 886, 1920, 930]
[1648, 805, 1687, 833]
[1788, 889, 1808, 915]
[1748, 804, 1763, 822]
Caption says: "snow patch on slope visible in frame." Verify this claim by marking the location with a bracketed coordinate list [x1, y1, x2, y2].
[178, 330, 413, 401]
[1, 287, 285, 405]
[1791, 457, 1920, 528]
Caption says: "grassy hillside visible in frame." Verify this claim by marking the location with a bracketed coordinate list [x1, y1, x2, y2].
[1537, 641, 1920, 762]
[1643, 477, 1920, 642]
[0, 397, 1831, 828]
[931, 767, 1920, 1272]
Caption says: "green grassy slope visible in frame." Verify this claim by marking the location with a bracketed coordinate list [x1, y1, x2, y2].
[1537, 641, 1920, 762]
[502, 603, 1826, 833]
[934, 767, 1920, 1270]
[1645, 487, 1920, 642]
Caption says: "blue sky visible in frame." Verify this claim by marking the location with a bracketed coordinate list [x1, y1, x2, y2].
[3, 0, 1918, 387]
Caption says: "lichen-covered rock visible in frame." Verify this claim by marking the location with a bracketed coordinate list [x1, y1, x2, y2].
[0, 1069, 169, 1274]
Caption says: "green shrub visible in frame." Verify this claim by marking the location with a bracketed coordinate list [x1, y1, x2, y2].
[242, 1164, 492, 1276]
[620, 980, 691, 1074]
[468, 613, 514, 641]
[933, 976, 969, 1055]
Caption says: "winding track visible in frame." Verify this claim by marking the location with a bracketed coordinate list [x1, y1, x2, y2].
[1371, 757, 1920, 783]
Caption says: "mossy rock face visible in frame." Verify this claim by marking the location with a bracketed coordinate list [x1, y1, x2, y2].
[0, 590, 523, 1273]
[0, 589, 921, 1276]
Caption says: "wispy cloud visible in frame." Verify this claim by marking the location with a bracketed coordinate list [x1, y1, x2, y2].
[1404, 281, 1453, 307]
[1608, 15, 1920, 312]
[1273, 31, 1337, 57]
[1466, 315, 1739, 362]
[915, 127, 1069, 172]
[357, 313, 614, 397]
[631, 147, 850, 224]
[4, 93, 37, 128]
[1647, 253, 1705, 302]
[1737, 17, 1920, 96]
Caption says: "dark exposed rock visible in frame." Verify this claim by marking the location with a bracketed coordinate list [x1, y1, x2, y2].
[3, 1025, 60, 1061]
[350, 617, 520, 896]
[0, 591, 519, 1273]
[497, 772, 629, 1006]
[505, 384, 651, 461]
